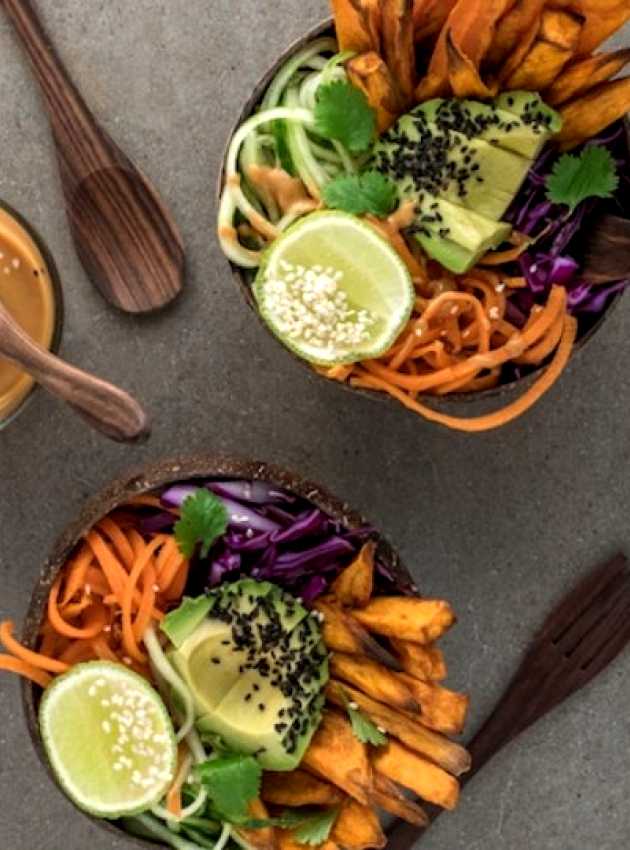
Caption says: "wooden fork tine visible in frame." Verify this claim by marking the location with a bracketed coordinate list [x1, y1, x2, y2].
[553, 569, 630, 654]
[537, 553, 628, 643]
[571, 583, 630, 674]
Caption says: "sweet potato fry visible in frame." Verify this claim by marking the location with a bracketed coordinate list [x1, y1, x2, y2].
[487, 0, 546, 68]
[331, 653, 420, 713]
[416, 0, 514, 100]
[551, 0, 630, 56]
[503, 10, 583, 90]
[237, 799, 278, 850]
[557, 76, 630, 150]
[314, 597, 402, 670]
[330, 0, 379, 53]
[347, 53, 403, 133]
[302, 709, 373, 804]
[262, 770, 345, 807]
[381, 0, 416, 103]
[496, 13, 542, 85]
[326, 680, 471, 776]
[390, 638, 447, 681]
[372, 741, 460, 810]
[371, 772, 429, 827]
[398, 673, 469, 735]
[331, 542, 375, 608]
[279, 834, 338, 850]
[545, 49, 630, 106]
[353, 597, 456, 644]
[413, 0, 458, 43]
[331, 799, 386, 850]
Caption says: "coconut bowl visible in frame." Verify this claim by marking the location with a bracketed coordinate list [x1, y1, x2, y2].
[20, 454, 413, 849]
[218, 18, 625, 417]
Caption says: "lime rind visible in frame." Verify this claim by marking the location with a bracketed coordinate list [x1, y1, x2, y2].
[254, 211, 414, 366]
[39, 661, 177, 819]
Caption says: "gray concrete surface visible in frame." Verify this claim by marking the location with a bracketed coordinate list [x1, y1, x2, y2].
[0, 2, 629, 848]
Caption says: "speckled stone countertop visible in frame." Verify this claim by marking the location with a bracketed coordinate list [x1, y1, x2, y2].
[0, 3, 629, 849]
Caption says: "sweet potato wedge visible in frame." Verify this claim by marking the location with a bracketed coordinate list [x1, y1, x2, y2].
[279, 834, 338, 850]
[315, 597, 402, 670]
[372, 741, 460, 810]
[330, 0, 379, 53]
[237, 799, 278, 850]
[262, 770, 345, 807]
[545, 48, 630, 106]
[416, 0, 514, 99]
[353, 597, 456, 644]
[413, 0, 458, 43]
[347, 52, 403, 133]
[504, 9, 583, 90]
[398, 673, 469, 735]
[551, 0, 630, 56]
[371, 772, 430, 827]
[381, 0, 416, 102]
[331, 542, 375, 608]
[390, 638, 447, 681]
[330, 653, 420, 713]
[326, 680, 471, 776]
[302, 709, 373, 804]
[487, 0, 546, 67]
[331, 800, 386, 850]
[557, 76, 630, 149]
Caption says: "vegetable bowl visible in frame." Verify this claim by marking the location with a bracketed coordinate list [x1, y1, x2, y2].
[1, 455, 470, 850]
[218, 3, 630, 433]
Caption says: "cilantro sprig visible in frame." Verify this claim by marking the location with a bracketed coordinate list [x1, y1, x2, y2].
[174, 489, 229, 558]
[314, 81, 376, 154]
[323, 171, 398, 218]
[545, 146, 619, 213]
[196, 754, 262, 823]
[340, 689, 388, 746]
[292, 807, 340, 845]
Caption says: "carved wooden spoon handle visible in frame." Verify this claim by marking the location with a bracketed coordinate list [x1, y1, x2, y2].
[0, 302, 150, 443]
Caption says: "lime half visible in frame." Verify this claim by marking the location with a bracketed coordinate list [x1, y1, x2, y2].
[39, 661, 177, 819]
[254, 211, 414, 366]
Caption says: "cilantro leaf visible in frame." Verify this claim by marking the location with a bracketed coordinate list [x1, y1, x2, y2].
[174, 489, 229, 558]
[323, 171, 398, 217]
[340, 688, 388, 746]
[195, 754, 262, 823]
[237, 811, 309, 830]
[545, 146, 619, 213]
[292, 808, 340, 846]
[314, 81, 376, 154]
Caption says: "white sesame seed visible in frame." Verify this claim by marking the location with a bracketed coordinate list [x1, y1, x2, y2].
[377, 726, 387, 735]
[101, 721, 112, 734]
[349, 701, 359, 711]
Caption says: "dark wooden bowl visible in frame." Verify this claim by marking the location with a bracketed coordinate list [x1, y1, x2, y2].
[218, 18, 625, 416]
[20, 454, 413, 849]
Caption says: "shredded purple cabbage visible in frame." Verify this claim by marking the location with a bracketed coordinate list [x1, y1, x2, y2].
[148, 479, 412, 602]
[505, 122, 630, 323]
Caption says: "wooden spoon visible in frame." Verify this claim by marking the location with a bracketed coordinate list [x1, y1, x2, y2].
[0, 300, 150, 443]
[582, 214, 630, 285]
[2, 0, 185, 314]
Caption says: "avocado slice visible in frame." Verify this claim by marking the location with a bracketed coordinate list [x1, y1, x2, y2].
[163, 580, 328, 771]
[412, 195, 511, 273]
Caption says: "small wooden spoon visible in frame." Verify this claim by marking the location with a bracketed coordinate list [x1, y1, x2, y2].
[0, 301, 150, 443]
[2, 0, 185, 314]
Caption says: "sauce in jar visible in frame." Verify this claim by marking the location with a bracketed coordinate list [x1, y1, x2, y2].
[0, 207, 57, 423]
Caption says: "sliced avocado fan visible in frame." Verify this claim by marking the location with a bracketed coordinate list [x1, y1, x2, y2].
[163, 580, 328, 772]
[372, 91, 562, 273]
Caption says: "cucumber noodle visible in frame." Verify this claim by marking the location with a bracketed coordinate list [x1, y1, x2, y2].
[217, 39, 361, 269]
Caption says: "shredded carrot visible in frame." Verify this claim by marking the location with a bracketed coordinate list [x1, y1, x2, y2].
[0, 515, 188, 691]
[166, 744, 193, 818]
[480, 242, 530, 265]
[0, 654, 52, 688]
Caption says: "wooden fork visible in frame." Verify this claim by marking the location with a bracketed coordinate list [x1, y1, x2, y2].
[387, 552, 630, 850]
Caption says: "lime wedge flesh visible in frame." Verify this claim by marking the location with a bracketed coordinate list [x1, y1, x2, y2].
[39, 661, 177, 819]
[254, 211, 414, 366]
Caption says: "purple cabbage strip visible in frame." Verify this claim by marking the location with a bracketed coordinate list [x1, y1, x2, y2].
[207, 480, 294, 505]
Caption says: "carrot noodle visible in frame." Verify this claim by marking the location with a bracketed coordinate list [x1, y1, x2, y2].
[350, 315, 577, 432]
[0, 654, 52, 689]
[0, 516, 189, 691]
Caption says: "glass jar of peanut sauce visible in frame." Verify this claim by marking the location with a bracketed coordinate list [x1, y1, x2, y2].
[0, 202, 63, 429]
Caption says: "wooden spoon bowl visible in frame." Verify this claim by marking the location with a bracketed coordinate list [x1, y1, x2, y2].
[219, 18, 625, 416]
[19, 454, 411, 850]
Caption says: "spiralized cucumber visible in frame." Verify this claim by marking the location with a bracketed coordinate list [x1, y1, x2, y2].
[217, 38, 364, 268]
